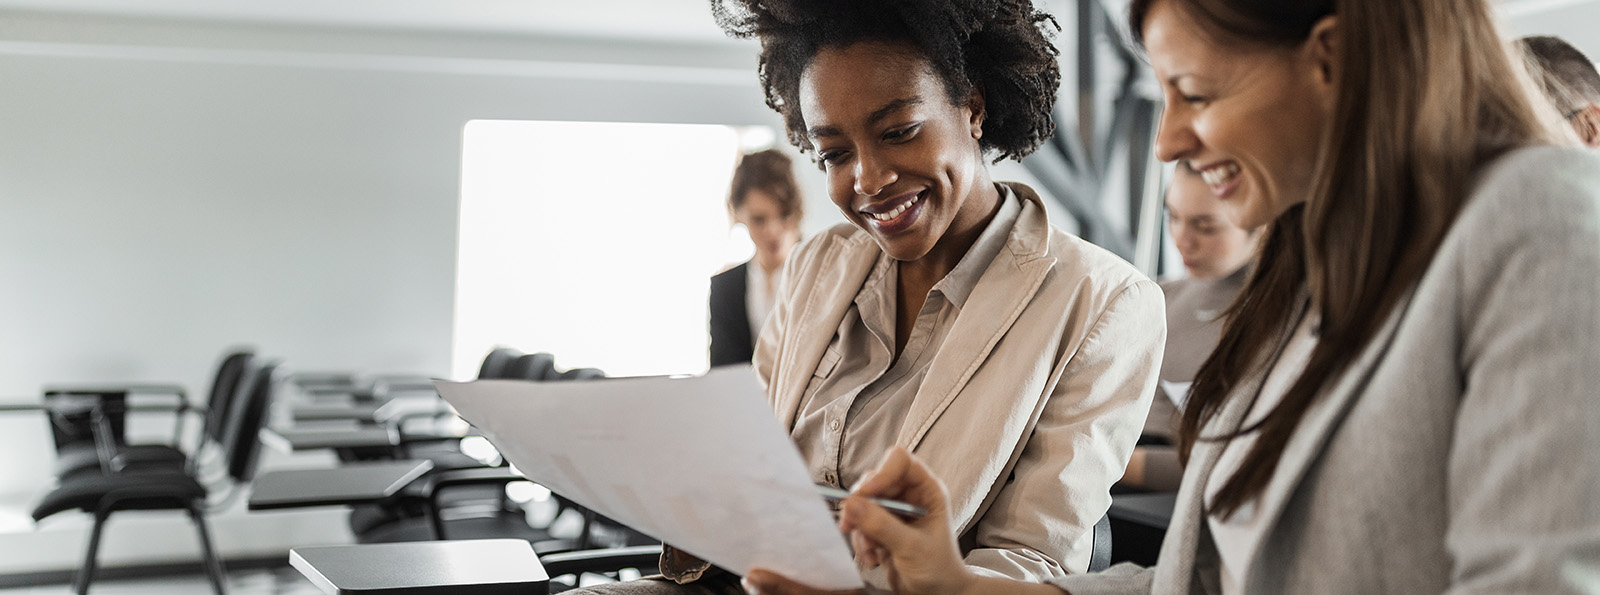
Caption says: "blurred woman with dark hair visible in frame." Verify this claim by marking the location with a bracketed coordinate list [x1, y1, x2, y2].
[709, 149, 805, 367]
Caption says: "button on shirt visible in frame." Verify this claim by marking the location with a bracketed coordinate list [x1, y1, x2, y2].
[791, 188, 1022, 494]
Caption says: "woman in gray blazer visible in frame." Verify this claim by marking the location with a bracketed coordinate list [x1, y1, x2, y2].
[741, 0, 1600, 593]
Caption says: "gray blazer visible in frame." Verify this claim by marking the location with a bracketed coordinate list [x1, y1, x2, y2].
[1054, 146, 1600, 595]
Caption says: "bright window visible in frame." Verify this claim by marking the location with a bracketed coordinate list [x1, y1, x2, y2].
[452, 120, 766, 379]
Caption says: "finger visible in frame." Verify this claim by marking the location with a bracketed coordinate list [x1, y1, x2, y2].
[851, 529, 883, 568]
[838, 495, 927, 555]
[743, 569, 864, 595]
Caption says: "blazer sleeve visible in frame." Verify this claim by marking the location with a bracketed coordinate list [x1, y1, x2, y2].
[708, 264, 753, 367]
[1444, 151, 1600, 594]
[963, 279, 1166, 579]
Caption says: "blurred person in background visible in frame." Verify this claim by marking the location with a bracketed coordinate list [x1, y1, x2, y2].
[709, 149, 805, 367]
[1518, 35, 1600, 148]
[1121, 162, 1259, 492]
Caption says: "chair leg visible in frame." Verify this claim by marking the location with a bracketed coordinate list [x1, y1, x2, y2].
[188, 504, 228, 595]
[74, 508, 111, 595]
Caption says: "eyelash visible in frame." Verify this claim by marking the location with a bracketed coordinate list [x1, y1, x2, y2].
[816, 124, 921, 167]
[884, 124, 920, 141]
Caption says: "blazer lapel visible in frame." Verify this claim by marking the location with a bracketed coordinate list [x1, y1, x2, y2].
[1159, 296, 1314, 594]
[773, 234, 880, 430]
[896, 194, 1055, 449]
[1239, 291, 1419, 572]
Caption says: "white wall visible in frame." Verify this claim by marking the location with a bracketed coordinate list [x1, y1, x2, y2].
[0, 9, 780, 573]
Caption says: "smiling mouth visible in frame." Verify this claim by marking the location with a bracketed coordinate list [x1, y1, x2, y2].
[863, 192, 922, 222]
[1198, 162, 1241, 189]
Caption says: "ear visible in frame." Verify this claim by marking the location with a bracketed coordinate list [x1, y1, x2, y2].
[1302, 16, 1341, 110]
[1577, 104, 1600, 149]
[967, 87, 987, 140]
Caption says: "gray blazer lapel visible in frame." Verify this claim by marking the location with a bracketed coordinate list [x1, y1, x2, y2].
[1158, 362, 1267, 595]
[1239, 291, 1419, 574]
[896, 197, 1055, 450]
[774, 234, 879, 430]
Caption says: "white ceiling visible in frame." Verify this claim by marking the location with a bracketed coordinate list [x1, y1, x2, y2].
[0, 0, 738, 42]
[0, 0, 1594, 53]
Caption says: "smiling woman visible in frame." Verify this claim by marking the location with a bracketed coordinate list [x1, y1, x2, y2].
[562, 1, 1166, 594]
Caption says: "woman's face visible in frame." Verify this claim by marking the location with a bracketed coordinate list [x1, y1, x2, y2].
[735, 188, 800, 264]
[1143, 0, 1337, 230]
[798, 41, 992, 263]
[1167, 167, 1258, 279]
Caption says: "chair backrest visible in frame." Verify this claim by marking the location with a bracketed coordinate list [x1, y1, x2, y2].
[476, 347, 522, 380]
[559, 368, 606, 381]
[1089, 512, 1113, 572]
[221, 360, 283, 483]
[202, 350, 255, 444]
[504, 353, 556, 381]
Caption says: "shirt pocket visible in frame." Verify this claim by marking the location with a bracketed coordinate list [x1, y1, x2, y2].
[801, 346, 844, 404]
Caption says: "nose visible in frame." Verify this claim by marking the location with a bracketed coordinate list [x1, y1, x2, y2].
[853, 149, 896, 197]
[1176, 229, 1198, 254]
[1154, 104, 1199, 163]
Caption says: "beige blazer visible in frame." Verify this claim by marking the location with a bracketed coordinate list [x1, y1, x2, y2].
[755, 183, 1166, 578]
[1053, 146, 1600, 594]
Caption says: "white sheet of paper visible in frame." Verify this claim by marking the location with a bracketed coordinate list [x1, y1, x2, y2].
[1160, 380, 1192, 410]
[433, 366, 864, 590]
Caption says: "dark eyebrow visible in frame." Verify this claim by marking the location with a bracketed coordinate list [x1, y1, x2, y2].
[868, 96, 923, 126]
[806, 96, 925, 139]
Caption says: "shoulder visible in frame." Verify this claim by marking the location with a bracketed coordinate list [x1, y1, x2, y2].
[1040, 221, 1157, 305]
[1003, 180, 1154, 298]
[1159, 276, 1193, 296]
[1455, 145, 1600, 246]
[1433, 145, 1600, 310]
[787, 222, 875, 273]
[710, 261, 747, 287]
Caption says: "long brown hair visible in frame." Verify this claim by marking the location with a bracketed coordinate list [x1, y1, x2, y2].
[1129, 0, 1567, 517]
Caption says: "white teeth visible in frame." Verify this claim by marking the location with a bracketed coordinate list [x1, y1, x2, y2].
[870, 194, 920, 222]
[1200, 163, 1241, 186]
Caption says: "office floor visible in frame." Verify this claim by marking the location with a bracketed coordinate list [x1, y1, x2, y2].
[0, 566, 321, 595]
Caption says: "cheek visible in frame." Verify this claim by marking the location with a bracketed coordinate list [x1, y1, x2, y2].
[827, 173, 855, 213]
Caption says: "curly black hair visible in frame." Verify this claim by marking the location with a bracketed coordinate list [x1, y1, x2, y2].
[711, 0, 1061, 163]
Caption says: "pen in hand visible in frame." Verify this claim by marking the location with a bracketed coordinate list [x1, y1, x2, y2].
[816, 484, 927, 519]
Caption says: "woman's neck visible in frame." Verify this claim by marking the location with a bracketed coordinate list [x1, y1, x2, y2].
[900, 180, 1002, 289]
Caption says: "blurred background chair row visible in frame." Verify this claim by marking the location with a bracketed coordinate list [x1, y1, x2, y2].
[248, 346, 660, 593]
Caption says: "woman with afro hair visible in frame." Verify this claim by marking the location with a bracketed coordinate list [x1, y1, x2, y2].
[578, 1, 1166, 594]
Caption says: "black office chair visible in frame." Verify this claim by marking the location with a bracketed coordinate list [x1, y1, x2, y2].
[505, 352, 558, 381]
[47, 349, 255, 479]
[344, 350, 556, 541]
[477, 347, 523, 380]
[1090, 512, 1112, 572]
[558, 368, 606, 381]
[348, 360, 636, 553]
[32, 360, 284, 595]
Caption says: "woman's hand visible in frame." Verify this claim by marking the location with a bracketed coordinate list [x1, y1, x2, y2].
[837, 447, 975, 595]
[743, 447, 978, 595]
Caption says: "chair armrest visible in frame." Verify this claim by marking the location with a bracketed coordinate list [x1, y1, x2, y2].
[538, 545, 663, 578]
[421, 467, 527, 540]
